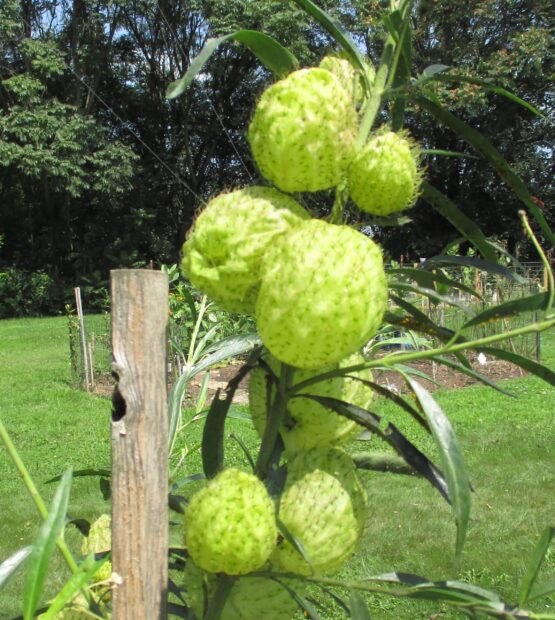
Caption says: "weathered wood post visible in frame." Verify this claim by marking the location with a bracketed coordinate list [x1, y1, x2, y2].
[110, 270, 169, 619]
[74, 286, 91, 392]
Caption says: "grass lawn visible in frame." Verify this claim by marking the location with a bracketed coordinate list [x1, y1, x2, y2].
[1, 316, 554, 619]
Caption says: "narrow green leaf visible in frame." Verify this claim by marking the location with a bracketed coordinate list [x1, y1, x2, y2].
[384, 308, 457, 345]
[419, 73, 543, 117]
[420, 64, 450, 78]
[168, 333, 260, 450]
[370, 571, 429, 586]
[166, 601, 195, 618]
[349, 590, 372, 620]
[423, 255, 526, 283]
[388, 362, 443, 386]
[417, 582, 500, 603]
[205, 574, 235, 620]
[463, 292, 549, 329]
[317, 586, 350, 614]
[387, 296, 444, 330]
[346, 377, 431, 432]
[201, 358, 257, 478]
[353, 452, 415, 475]
[168, 494, 187, 514]
[406, 380, 470, 560]
[199, 334, 261, 369]
[407, 587, 488, 604]
[23, 468, 73, 620]
[389, 280, 473, 313]
[421, 183, 497, 262]
[416, 96, 555, 246]
[201, 391, 230, 479]
[166, 31, 298, 99]
[519, 527, 555, 606]
[277, 518, 314, 572]
[293, 395, 450, 502]
[371, 573, 500, 602]
[231, 30, 298, 78]
[46, 468, 110, 484]
[363, 212, 412, 227]
[478, 347, 555, 387]
[274, 577, 323, 620]
[422, 149, 479, 159]
[291, 0, 367, 77]
[229, 432, 256, 472]
[528, 579, 555, 602]
[0, 547, 32, 590]
[170, 473, 205, 494]
[40, 555, 108, 619]
[388, 266, 482, 299]
[433, 357, 514, 397]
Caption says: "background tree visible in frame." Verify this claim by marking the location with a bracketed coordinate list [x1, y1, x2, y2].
[0, 0, 552, 313]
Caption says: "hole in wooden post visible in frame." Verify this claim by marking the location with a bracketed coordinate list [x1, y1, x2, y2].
[111, 377, 127, 423]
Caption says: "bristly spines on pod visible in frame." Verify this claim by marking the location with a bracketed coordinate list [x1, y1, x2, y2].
[255, 219, 388, 369]
[318, 54, 375, 108]
[249, 351, 372, 453]
[184, 468, 277, 575]
[347, 128, 424, 216]
[271, 447, 368, 576]
[247, 68, 358, 193]
[81, 513, 112, 583]
[181, 186, 309, 314]
[183, 559, 302, 620]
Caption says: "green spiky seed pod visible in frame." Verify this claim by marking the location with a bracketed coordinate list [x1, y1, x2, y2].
[318, 55, 374, 106]
[255, 219, 387, 369]
[347, 130, 423, 216]
[181, 186, 309, 314]
[183, 560, 301, 620]
[247, 68, 357, 192]
[38, 609, 97, 620]
[272, 448, 367, 575]
[38, 595, 111, 619]
[81, 514, 111, 583]
[184, 469, 277, 575]
[249, 351, 372, 453]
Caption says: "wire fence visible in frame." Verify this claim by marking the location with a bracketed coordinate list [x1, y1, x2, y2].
[68, 309, 112, 390]
[387, 262, 545, 359]
[68, 263, 547, 390]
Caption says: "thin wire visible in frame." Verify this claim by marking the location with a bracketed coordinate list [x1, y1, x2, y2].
[155, 2, 254, 183]
[155, 4, 328, 215]
[206, 99, 255, 183]
[73, 75, 204, 200]
[18, 13, 204, 203]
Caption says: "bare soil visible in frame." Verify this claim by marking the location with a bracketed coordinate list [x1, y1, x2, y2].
[91, 351, 526, 405]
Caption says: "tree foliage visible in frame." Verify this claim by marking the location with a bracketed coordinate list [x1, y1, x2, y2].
[0, 0, 552, 313]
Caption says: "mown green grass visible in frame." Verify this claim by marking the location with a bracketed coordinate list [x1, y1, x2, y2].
[0, 316, 111, 617]
[1, 316, 554, 619]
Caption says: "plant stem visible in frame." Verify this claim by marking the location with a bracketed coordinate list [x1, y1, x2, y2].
[329, 182, 348, 225]
[187, 294, 208, 367]
[205, 574, 234, 620]
[255, 363, 293, 479]
[0, 416, 79, 574]
[519, 210, 555, 318]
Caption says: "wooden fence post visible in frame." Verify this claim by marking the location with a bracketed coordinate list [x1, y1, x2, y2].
[74, 287, 91, 392]
[110, 270, 169, 620]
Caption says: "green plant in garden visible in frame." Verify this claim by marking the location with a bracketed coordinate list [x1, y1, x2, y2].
[181, 186, 309, 314]
[166, 0, 555, 618]
[2, 1, 555, 619]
